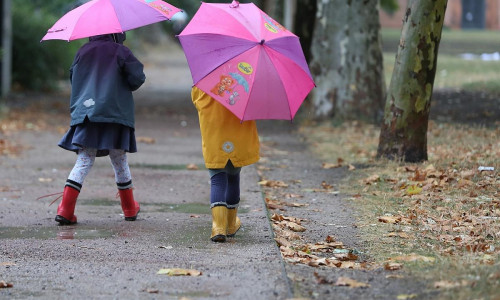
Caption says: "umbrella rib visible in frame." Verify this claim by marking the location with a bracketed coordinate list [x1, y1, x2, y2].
[263, 44, 315, 120]
[264, 46, 293, 120]
[240, 45, 291, 121]
[108, 0, 125, 33]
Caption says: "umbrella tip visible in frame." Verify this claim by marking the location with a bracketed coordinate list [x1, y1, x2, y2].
[260, 39, 265, 45]
[229, 1, 239, 8]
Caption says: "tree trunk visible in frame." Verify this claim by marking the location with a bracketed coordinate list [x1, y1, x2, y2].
[263, 0, 278, 19]
[377, 0, 448, 162]
[1, 0, 12, 98]
[283, 0, 296, 32]
[309, 0, 385, 122]
[293, 0, 316, 63]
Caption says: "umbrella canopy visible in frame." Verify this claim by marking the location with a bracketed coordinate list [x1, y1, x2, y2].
[42, 0, 181, 42]
[178, 1, 315, 121]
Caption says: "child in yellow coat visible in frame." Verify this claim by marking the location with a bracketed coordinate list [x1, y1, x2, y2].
[191, 87, 260, 242]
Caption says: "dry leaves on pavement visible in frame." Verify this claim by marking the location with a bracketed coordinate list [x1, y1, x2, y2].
[157, 268, 202, 276]
[0, 281, 13, 288]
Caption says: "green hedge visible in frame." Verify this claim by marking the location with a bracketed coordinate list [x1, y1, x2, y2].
[12, 1, 82, 91]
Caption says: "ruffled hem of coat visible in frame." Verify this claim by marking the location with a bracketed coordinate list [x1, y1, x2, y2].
[204, 156, 260, 169]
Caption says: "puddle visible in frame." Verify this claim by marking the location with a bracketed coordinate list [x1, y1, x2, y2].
[78, 198, 250, 216]
[146, 202, 211, 214]
[158, 221, 254, 247]
[130, 163, 206, 171]
[80, 198, 118, 206]
[165, 291, 213, 298]
[145, 202, 249, 214]
[0, 226, 115, 240]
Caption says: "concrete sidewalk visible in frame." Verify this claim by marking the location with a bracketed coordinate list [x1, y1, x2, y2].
[0, 45, 292, 299]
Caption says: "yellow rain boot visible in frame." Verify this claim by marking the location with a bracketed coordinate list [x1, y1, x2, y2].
[211, 206, 228, 242]
[227, 208, 241, 237]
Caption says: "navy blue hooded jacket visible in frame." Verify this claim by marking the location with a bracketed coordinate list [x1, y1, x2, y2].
[69, 34, 146, 128]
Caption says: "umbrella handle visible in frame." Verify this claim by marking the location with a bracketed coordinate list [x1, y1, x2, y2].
[229, 1, 239, 8]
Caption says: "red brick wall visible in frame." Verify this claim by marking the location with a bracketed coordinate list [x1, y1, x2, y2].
[486, 0, 500, 29]
[380, 0, 500, 30]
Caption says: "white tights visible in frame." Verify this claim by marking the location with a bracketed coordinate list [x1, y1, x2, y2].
[68, 148, 132, 185]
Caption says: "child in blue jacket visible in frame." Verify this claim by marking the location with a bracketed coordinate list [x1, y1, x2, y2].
[56, 33, 145, 224]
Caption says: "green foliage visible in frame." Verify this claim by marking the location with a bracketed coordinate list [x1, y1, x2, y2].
[380, 0, 399, 14]
[12, 1, 82, 91]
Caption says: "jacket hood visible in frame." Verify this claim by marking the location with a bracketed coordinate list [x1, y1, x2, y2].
[89, 33, 126, 44]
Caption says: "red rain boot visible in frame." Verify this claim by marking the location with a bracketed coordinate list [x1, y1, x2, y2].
[55, 186, 79, 225]
[118, 188, 140, 221]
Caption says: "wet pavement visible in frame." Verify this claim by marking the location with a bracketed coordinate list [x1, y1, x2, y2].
[0, 44, 292, 299]
[0, 42, 434, 300]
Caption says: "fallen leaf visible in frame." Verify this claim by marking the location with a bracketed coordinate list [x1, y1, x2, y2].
[325, 235, 336, 243]
[314, 272, 332, 284]
[275, 237, 292, 247]
[286, 202, 308, 208]
[158, 245, 173, 250]
[405, 166, 417, 172]
[0, 281, 13, 288]
[390, 254, 435, 263]
[397, 294, 418, 300]
[363, 174, 380, 184]
[186, 164, 199, 170]
[157, 268, 202, 276]
[38, 177, 53, 183]
[266, 199, 285, 210]
[335, 277, 370, 288]
[339, 261, 357, 269]
[378, 216, 402, 224]
[406, 185, 422, 195]
[460, 170, 475, 179]
[279, 246, 296, 257]
[384, 262, 403, 270]
[457, 179, 473, 188]
[321, 181, 334, 190]
[273, 226, 302, 240]
[386, 274, 405, 279]
[411, 169, 427, 181]
[386, 232, 411, 239]
[283, 221, 306, 232]
[434, 280, 468, 289]
[137, 136, 156, 144]
[332, 252, 358, 261]
[424, 164, 436, 171]
[322, 162, 342, 169]
[259, 180, 288, 188]
[284, 193, 303, 199]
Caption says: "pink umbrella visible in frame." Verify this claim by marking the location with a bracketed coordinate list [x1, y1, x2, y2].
[42, 0, 181, 42]
[178, 1, 315, 121]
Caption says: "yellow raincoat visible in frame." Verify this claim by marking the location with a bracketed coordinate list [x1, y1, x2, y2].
[191, 87, 260, 169]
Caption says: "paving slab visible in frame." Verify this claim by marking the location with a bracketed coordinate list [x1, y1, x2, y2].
[0, 44, 292, 299]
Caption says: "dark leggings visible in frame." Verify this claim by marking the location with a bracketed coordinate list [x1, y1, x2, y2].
[210, 172, 240, 208]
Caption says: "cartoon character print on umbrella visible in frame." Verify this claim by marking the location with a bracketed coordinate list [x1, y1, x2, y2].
[147, 0, 176, 16]
[211, 75, 235, 97]
[210, 61, 252, 106]
[178, 2, 315, 121]
[262, 13, 286, 33]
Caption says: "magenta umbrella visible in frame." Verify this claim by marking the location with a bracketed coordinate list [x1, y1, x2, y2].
[42, 0, 181, 42]
[178, 1, 315, 121]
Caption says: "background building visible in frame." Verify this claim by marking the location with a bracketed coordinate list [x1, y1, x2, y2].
[380, 0, 500, 30]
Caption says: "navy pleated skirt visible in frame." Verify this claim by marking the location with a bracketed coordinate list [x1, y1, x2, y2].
[58, 119, 137, 157]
